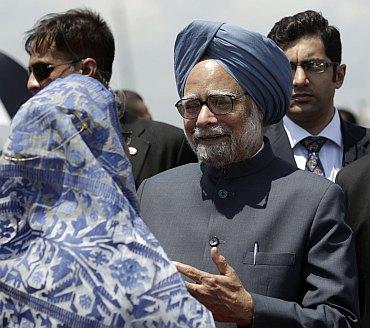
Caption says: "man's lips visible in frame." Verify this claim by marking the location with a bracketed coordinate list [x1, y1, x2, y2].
[196, 134, 229, 143]
[292, 93, 313, 101]
[292, 92, 312, 99]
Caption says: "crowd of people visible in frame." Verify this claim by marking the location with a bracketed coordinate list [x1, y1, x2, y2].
[0, 7, 368, 328]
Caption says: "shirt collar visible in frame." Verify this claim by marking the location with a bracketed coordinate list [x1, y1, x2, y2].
[283, 109, 343, 148]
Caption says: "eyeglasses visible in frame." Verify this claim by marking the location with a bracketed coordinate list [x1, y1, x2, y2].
[175, 92, 247, 119]
[290, 59, 339, 74]
[122, 131, 132, 146]
[28, 59, 82, 83]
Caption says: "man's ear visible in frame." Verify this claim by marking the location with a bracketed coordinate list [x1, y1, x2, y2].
[335, 64, 346, 89]
[80, 58, 97, 77]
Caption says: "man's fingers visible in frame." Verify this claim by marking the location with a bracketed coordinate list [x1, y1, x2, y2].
[211, 247, 233, 276]
[184, 281, 202, 297]
[173, 261, 209, 283]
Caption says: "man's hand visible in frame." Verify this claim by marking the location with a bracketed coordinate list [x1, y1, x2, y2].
[173, 247, 253, 326]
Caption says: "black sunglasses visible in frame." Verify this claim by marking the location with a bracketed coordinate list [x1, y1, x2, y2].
[28, 59, 82, 83]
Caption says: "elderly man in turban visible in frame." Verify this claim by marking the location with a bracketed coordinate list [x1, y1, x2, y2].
[138, 21, 360, 327]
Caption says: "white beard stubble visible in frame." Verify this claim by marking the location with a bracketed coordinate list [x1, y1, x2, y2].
[185, 104, 264, 168]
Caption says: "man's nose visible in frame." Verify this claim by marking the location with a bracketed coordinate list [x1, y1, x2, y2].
[27, 73, 42, 94]
[292, 66, 309, 87]
[195, 104, 218, 128]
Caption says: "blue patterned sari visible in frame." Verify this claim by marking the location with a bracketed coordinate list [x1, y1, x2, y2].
[0, 74, 214, 327]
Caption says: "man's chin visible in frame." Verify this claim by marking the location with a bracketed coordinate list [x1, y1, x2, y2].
[288, 103, 313, 117]
[198, 156, 230, 168]
[195, 143, 233, 167]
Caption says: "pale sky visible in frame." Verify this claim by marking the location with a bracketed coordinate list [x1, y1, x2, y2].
[1, 0, 370, 128]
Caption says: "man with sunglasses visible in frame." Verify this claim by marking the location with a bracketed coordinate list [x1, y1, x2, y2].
[138, 20, 360, 327]
[25, 9, 197, 187]
[265, 10, 370, 181]
[25, 9, 114, 93]
[24, 9, 132, 151]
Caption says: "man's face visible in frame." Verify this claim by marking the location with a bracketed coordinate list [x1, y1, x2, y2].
[183, 59, 264, 167]
[284, 35, 346, 133]
[27, 48, 78, 94]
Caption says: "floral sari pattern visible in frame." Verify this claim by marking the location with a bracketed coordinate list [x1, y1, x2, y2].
[0, 74, 214, 327]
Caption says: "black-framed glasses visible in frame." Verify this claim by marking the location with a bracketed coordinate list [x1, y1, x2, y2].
[28, 59, 82, 83]
[175, 92, 247, 119]
[290, 59, 339, 74]
[122, 131, 132, 146]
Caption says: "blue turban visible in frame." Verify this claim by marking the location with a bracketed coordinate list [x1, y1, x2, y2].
[174, 20, 292, 125]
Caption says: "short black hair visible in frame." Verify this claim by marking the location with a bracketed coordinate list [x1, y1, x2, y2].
[114, 89, 146, 119]
[25, 8, 115, 83]
[267, 10, 342, 64]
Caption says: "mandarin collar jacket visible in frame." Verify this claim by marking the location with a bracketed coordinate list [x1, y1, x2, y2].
[138, 140, 360, 327]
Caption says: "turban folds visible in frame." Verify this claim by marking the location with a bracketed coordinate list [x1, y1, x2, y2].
[174, 20, 292, 125]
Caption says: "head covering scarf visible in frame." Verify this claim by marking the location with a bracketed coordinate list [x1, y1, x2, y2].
[174, 20, 292, 125]
[0, 74, 214, 327]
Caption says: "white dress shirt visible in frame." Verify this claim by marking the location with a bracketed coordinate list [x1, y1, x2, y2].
[283, 110, 343, 181]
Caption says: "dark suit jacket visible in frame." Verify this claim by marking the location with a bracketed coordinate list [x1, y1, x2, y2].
[264, 118, 370, 167]
[138, 141, 360, 327]
[336, 155, 370, 327]
[121, 112, 197, 188]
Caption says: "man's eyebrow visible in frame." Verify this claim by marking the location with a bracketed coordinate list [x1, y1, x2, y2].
[182, 90, 239, 99]
[182, 92, 197, 99]
[28, 60, 49, 67]
[208, 90, 238, 96]
[295, 57, 326, 63]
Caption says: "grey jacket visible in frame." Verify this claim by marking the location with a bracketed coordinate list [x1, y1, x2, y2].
[138, 141, 361, 328]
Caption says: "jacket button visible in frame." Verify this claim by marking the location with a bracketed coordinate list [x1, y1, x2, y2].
[209, 236, 220, 247]
[218, 189, 228, 199]
[129, 146, 138, 155]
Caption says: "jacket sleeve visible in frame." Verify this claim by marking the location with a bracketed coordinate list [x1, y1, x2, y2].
[250, 183, 361, 328]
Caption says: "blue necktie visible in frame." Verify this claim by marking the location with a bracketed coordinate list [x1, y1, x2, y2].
[300, 136, 327, 176]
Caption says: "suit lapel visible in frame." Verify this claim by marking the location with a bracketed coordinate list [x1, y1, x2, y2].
[128, 136, 150, 183]
[121, 112, 150, 185]
[264, 121, 297, 166]
[341, 118, 370, 166]
[265, 116, 370, 169]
